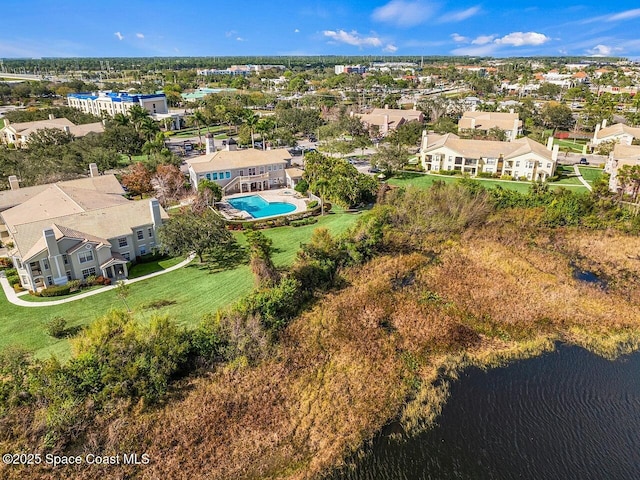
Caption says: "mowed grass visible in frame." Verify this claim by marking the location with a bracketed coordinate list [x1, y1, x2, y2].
[0, 209, 361, 359]
[389, 172, 589, 194]
[554, 138, 588, 153]
[578, 167, 604, 185]
[128, 255, 185, 279]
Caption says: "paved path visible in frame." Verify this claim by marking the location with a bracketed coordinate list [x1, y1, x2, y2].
[573, 165, 593, 191]
[0, 254, 195, 308]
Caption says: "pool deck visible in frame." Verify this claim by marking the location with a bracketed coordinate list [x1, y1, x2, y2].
[221, 188, 309, 220]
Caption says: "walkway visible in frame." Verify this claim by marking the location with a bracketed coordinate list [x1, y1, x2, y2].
[573, 165, 593, 192]
[0, 253, 195, 308]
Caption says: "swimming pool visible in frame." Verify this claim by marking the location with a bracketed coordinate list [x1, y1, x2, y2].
[226, 195, 296, 219]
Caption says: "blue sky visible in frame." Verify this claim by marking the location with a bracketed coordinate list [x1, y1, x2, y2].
[3, 0, 640, 59]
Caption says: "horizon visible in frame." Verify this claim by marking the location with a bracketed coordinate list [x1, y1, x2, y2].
[3, 1, 640, 59]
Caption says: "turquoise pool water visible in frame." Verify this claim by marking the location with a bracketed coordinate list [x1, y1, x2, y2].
[227, 195, 296, 219]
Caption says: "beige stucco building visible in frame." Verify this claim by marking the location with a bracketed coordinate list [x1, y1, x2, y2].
[186, 142, 293, 194]
[605, 143, 640, 193]
[592, 120, 640, 147]
[458, 111, 522, 142]
[0, 168, 168, 290]
[0, 116, 104, 147]
[355, 107, 424, 136]
[420, 131, 558, 181]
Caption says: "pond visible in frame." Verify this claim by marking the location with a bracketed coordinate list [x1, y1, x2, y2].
[331, 345, 640, 480]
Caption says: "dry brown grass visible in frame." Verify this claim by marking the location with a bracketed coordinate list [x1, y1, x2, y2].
[3, 224, 639, 480]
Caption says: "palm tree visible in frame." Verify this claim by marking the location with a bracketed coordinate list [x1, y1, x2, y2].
[139, 117, 160, 142]
[128, 105, 150, 132]
[255, 117, 275, 150]
[243, 111, 259, 148]
[112, 112, 130, 127]
[312, 178, 330, 216]
[191, 110, 207, 146]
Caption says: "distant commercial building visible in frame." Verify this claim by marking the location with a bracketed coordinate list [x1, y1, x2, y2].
[197, 65, 286, 76]
[67, 91, 168, 117]
[334, 65, 367, 75]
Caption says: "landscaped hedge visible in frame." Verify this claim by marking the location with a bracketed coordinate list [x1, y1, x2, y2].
[39, 284, 72, 297]
[291, 217, 318, 227]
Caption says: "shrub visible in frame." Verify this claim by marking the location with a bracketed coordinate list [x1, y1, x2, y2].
[45, 317, 68, 338]
[40, 285, 71, 297]
[13, 283, 24, 292]
[500, 174, 514, 180]
[307, 200, 319, 209]
[0, 258, 12, 270]
[67, 280, 81, 292]
[7, 274, 20, 286]
[477, 172, 494, 178]
[294, 179, 309, 193]
[291, 217, 318, 227]
[85, 275, 97, 286]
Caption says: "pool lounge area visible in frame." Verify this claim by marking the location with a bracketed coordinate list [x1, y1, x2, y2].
[219, 189, 308, 220]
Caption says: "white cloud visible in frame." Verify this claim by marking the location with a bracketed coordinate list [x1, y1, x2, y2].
[451, 33, 468, 43]
[587, 44, 622, 56]
[294, 29, 300, 33]
[439, 6, 481, 23]
[323, 30, 382, 48]
[136, 33, 144, 39]
[495, 32, 550, 46]
[472, 35, 495, 45]
[236, 37, 246, 42]
[384, 44, 398, 53]
[225, 30, 237, 38]
[372, 0, 436, 27]
[607, 8, 640, 22]
[114, 32, 124, 41]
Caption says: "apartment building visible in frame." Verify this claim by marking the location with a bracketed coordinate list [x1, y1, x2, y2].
[420, 131, 557, 181]
[67, 91, 168, 117]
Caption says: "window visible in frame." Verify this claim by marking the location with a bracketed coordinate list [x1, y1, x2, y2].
[225, 171, 231, 179]
[46, 276, 53, 286]
[212, 172, 218, 180]
[239, 170, 245, 176]
[62, 254, 68, 265]
[148, 227, 153, 237]
[259, 167, 265, 174]
[516, 161, 520, 167]
[547, 163, 552, 168]
[81, 267, 96, 279]
[205, 173, 211, 180]
[118, 237, 127, 247]
[21, 275, 28, 285]
[486, 158, 496, 165]
[78, 250, 94, 264]
[41, 259, 50, 270]
[140, 245, 147, 255]
[122, 252, 131, 261]
[268, 165, 272, 171]
[137, 230, 144, 240]
[66, 271, 72, 281]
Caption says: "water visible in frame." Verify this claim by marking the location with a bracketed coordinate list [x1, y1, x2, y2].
[226, 195, 296, 219]
[332, 345, 640, 480]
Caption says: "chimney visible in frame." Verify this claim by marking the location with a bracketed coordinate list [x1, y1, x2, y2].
[48, 113, 55, 120]
[552, 144, 559, 162]
[4, 118, 9, 126]
[205, 133, 216, 154]
[471, 118, 476, 129]
[8, 175, 19, 190]
[226, 138, 237, 151]
[149, 198, 162, 230]
[383, 115, 389, 135]
[43, 228, 60, 257]
[509, 108, 514, 114]
[421, 130, 428, 149]
[546, 137, 554, 150]
[512, 118, 519, 140]
[89, 163, 99, 177]
[602, 119, 608, 128]
[384, 104, 389, 109]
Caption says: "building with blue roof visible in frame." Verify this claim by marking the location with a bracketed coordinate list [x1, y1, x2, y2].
[67, 91, 168, 117]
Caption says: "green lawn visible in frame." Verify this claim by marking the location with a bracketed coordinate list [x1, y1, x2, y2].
[578, 167, 604, 185]
[0, 209, 361, 359]
[554, 138, 588, 153]
[128, 255, 185, 279]
[0, 118, 4, 129]
[389, 172, 589, 194]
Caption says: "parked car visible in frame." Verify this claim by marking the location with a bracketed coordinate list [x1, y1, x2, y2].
[579, 158, 589, 165]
